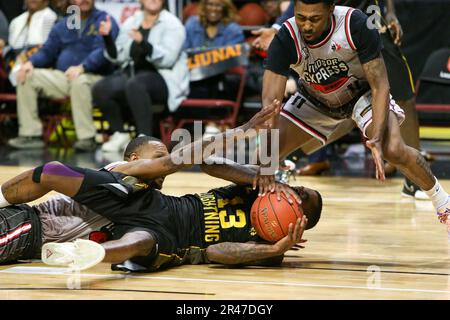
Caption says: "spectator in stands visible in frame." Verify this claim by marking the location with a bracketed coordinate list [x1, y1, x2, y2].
[6, 0, 57, 85]
[92, 0, 189, 153]
[50, 0, 69, 22]
[8, 0, 56, 50]
[261, 0, 281, 25]
[184, 0, 245, 137]
[0, 10, 8, 55]
[7, 0, 119, 152]
[184, 0, 243, 50]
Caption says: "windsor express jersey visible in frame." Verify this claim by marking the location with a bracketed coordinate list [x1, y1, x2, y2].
[266, 6, 382, 108]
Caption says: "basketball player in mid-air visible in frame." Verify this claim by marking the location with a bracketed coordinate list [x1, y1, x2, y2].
[254, 0, 450, 234]
[254, 0, 429, 198]
[0, 104, 322, 271]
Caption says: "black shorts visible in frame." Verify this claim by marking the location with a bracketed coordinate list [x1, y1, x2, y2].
[0, 205, 42, 264]
[381, 32, 415, 101]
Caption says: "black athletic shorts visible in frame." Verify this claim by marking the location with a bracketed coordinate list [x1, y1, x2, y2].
[0, 205, 42, 264]
[381, 31, 415, 101]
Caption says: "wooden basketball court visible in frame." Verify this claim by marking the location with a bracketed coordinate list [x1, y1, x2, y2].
[1, 166, 449, 300]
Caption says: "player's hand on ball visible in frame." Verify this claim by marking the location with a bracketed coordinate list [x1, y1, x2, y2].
[366, 138, 386, 181]
[274, 216, 308, 254]
[274, 182, 302, 204]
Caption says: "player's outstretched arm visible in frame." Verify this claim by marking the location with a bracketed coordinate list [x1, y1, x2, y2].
[246, 70, 289, 196]
[206, 216, 307, 266]
[111, 102, 280, 180]
[101, 230, 155, 264]
[362, 55, 391, 181]
[200, 159, 301, 204]
[200, 157, 258, 185]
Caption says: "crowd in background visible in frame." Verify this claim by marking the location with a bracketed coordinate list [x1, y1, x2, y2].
[0, 0, 447, 179]
[0, 0, 291, 153]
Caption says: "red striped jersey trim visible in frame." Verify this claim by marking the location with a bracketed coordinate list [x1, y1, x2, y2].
[280, 109, 327, 145]
[0, 223, 32, 246]
[308, 16, 336, 49]
[345, 9, 357, 50]
[284, 21, 302, 65]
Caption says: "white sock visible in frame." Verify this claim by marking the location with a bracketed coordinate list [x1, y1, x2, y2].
[0, 187, 11, 208]
[424, 177, 449, 211]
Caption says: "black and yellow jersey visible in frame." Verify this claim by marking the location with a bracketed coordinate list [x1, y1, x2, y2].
[142, 184, 262, 272]
[72, 168, 262, 272]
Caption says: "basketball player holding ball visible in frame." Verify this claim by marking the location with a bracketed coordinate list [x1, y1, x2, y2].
[0, 160, 321, 271]
[0, 105, 322, 271]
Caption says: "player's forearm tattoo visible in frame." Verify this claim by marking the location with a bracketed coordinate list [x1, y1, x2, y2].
[203, 162, 255, 185]
[363, 56, 386, 85]
[416, 153, 434, 180]
[207, 242, 277, 264]
[3, 170, 32, 202]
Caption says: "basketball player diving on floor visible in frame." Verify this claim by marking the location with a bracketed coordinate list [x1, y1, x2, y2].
[255, 0, 450, 234]
[0, 104, 322, 272]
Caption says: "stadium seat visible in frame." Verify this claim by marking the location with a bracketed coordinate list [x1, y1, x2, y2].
[159, 66, 247, 146]
[415, 48, 450, 127]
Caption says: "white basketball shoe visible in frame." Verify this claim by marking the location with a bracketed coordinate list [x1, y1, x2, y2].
[42, 239, 105, 271]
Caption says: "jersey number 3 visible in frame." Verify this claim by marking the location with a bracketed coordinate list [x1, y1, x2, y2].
[219, 210, 247, 229]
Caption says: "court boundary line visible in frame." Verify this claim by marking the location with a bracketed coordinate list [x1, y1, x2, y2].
[0, 287, 214, 295]
[2, 267, 450, 295]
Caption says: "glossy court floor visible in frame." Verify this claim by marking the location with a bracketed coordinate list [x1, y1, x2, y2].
[0, 138, 450, 299]
[0, 169, 450, 298]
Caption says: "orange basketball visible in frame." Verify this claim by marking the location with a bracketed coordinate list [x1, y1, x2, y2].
[251, 193, 304, 242]
[238, 3, 270, 26]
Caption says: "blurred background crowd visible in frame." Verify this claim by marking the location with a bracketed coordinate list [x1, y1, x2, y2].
[0, 0, 448, 179]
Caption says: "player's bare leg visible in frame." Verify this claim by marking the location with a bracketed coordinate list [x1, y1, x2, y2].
[384, 98, 420, 173]
[367, 112, 433, 189]
[366, 111, 450, 231]
[394, 97, 430, 199]
[397, 98, 421, 150]
[277, 115, 318, 159]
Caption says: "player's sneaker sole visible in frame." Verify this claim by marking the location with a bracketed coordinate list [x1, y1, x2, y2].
[401, 182, 429, 200]
[42, 239, 105, 271]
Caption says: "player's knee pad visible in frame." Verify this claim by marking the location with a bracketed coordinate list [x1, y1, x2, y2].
[32, 162, 86, 183]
